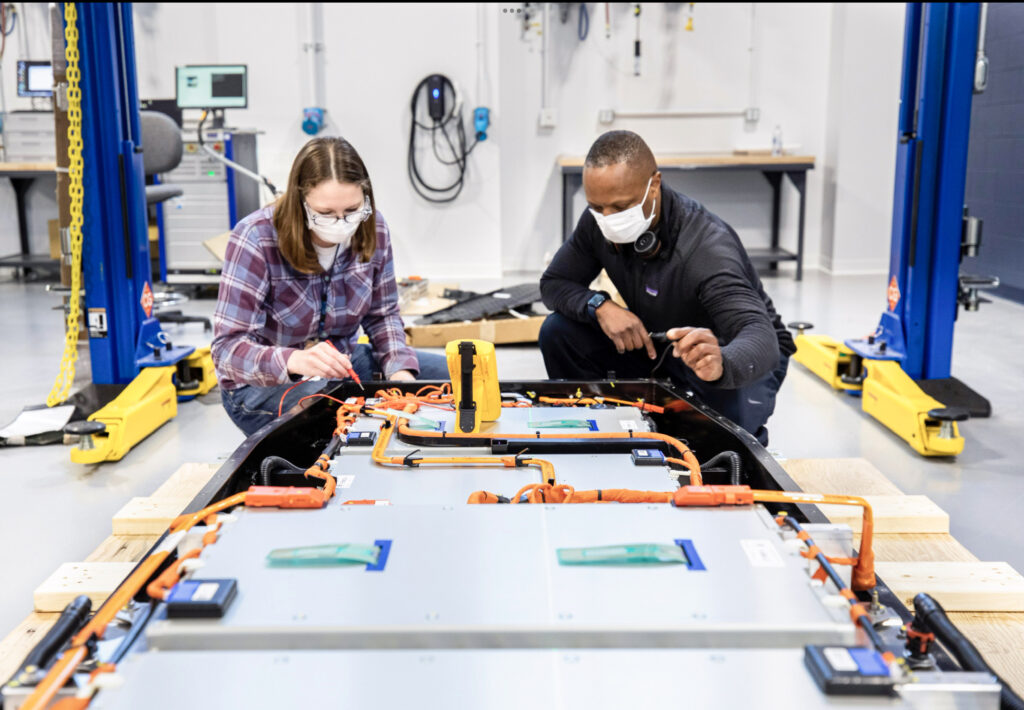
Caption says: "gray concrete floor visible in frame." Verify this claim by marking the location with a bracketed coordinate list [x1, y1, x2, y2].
[0, 269, 1021, 639]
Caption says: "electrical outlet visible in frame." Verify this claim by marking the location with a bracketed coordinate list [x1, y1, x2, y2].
[598, 109, 615, 124]
[538, 107, 558, 128]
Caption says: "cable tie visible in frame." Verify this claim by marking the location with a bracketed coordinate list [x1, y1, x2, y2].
[402, 449, 421, 468]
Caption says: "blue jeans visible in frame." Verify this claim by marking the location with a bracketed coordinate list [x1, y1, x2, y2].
[221, 344, 449, 436]
[538, 312, 788, 446]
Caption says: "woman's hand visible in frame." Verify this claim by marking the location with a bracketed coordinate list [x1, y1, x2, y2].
[390, 369, 415, 382]
[287, 342, 354, 379]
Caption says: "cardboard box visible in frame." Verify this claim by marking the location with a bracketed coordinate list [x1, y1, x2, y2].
[47, 219, 61, 260]
[203, 231, 231, 263]
[405, 315, 546, 348]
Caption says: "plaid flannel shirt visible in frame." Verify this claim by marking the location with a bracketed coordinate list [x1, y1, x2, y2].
[212, 205, 418, 390]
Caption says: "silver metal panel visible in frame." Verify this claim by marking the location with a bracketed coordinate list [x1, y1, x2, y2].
[88, 649, 998, 710]
[146, 504, 854, 651]
[333, 451, 679, 504]
[334, 406, 678, 503]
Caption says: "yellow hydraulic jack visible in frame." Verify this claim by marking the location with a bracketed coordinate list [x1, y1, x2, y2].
[64, 338, 217, 465]
[788, 323, 966, 457]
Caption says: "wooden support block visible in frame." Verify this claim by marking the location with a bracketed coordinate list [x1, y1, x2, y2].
[85, 534, 162, 563]
[33, 562, 137, 613]
[150, 462, 219, 501]
[781, 458, 904, 496]
[867, 533, 978, 563]
[876, 561, 1024, 612]
[816, 495, 949, 534]
[112, 497, 192, 536]
[0, 612, 59, 687]
[949, 612, 1024, 694]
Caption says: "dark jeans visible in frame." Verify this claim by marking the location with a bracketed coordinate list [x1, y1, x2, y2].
[538, 312, 788, 446]
[221, 344, 449, 436]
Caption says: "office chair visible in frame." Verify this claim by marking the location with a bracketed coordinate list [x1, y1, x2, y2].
[140, 110, 210, 332]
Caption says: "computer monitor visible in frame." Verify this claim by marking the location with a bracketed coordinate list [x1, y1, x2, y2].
[17, 60, 54, 98]
[175, 65, 248, 110]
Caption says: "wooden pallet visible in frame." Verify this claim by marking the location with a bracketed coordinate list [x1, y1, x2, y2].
[0, 463, 217, 683]
[1, 458, 1022, 695]
[782, 458, 1024, 691]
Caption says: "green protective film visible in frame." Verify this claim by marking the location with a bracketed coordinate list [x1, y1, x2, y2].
[557, 543, 687, 566]
[267, 543, 381, 567]
[528, 418, 593, 429]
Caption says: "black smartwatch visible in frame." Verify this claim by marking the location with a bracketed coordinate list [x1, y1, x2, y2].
[586, 291, 610, 321]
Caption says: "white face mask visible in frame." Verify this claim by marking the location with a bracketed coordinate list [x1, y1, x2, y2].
[589, 177, 657, 244]
[304, 200, 367, 248]
[308, 219, 359, 248]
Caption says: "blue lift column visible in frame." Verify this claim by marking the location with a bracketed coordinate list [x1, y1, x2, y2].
[788, 3, 987, 456]
[847, 3, 981, 386]
[74, 2, 152, 385]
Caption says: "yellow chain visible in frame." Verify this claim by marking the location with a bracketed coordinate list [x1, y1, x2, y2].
[47, 2, 84, 406]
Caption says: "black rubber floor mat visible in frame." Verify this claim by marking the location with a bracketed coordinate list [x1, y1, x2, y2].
[416, 283, 542, 325]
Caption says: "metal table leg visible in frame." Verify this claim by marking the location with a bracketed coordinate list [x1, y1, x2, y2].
[762, 171, 783, 272]
[787, 170, 807, 282]
[562, 170, 582, 242]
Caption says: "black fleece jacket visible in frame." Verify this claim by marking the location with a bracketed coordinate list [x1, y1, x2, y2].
[540, 185, 796, 389]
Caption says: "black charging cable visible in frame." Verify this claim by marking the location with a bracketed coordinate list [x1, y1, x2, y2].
[407, 75, 479, 203]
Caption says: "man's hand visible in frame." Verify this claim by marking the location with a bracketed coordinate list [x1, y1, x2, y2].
[667, 327, 723, 382]
[390, 369, 415, 382]
[596, 301, 656, 359]
[287, 341, 354, 380]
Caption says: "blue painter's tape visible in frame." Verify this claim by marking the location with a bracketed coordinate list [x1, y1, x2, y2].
[437, 421, 446, 432]
[675, 538, 706, 571]
[587, 419, 598, 431]
[366, 539, 392, 572]
[850, 648, 889, 676]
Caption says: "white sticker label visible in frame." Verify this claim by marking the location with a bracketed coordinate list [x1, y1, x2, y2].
[336, 475, 355, 489]
[374, 500, 391, 506]
[823, 647, 858, 672]
[191, 582, 220, 602]
[740, 539, 785, 568]
[619, 420, 638, 431]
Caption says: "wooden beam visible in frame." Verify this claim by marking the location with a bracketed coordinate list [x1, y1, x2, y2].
[876, 561, 1024, 612]
[33, 562, 136, 613]
[0, 613, 59, 686]
[150, 462, 220, 501]
[816, 495, 949, 534]
[112, 497, 191, 536]
[868, 533, 978, 563]
[781, 458, 904, 496]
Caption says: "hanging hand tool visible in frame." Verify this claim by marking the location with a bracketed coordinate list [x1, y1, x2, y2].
[633, 4, 642, 76]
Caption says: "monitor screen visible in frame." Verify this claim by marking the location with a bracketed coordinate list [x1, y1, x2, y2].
[175, 65, 248, 109]
[17, 60, 53, 98]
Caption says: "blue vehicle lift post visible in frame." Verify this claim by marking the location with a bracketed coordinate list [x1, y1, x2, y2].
[788, 3, 995, 457]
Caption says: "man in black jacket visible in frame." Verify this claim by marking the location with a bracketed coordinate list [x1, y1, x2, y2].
[539, 130, 795, 445]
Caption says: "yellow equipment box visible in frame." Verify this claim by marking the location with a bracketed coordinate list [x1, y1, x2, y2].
[445, 339, 500, 433]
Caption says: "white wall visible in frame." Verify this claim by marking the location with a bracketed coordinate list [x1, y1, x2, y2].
[1, 3, 906, 279]
[820, 3, 905, 274]
[132, 2, 502, 280]
[498, 2, 836, 273]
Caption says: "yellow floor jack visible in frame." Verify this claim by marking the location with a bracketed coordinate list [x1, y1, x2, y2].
[787, 322, 967, 457]
[63, 318, 216, 464]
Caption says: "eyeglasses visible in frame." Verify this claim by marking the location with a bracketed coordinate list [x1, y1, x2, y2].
[303, 199, 372, 227]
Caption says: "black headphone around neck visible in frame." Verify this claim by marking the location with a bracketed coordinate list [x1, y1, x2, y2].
[633, 230, 660, 259]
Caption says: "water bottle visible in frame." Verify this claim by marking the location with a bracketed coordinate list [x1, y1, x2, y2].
[771, 125, 783, 156]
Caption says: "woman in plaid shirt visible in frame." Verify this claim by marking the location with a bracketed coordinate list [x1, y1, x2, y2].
[212, 136, 448, 435]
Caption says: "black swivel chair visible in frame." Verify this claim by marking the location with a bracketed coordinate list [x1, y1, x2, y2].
[140, 110, 211, 332]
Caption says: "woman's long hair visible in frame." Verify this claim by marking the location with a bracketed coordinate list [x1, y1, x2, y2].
[273, 136, 377, 272]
